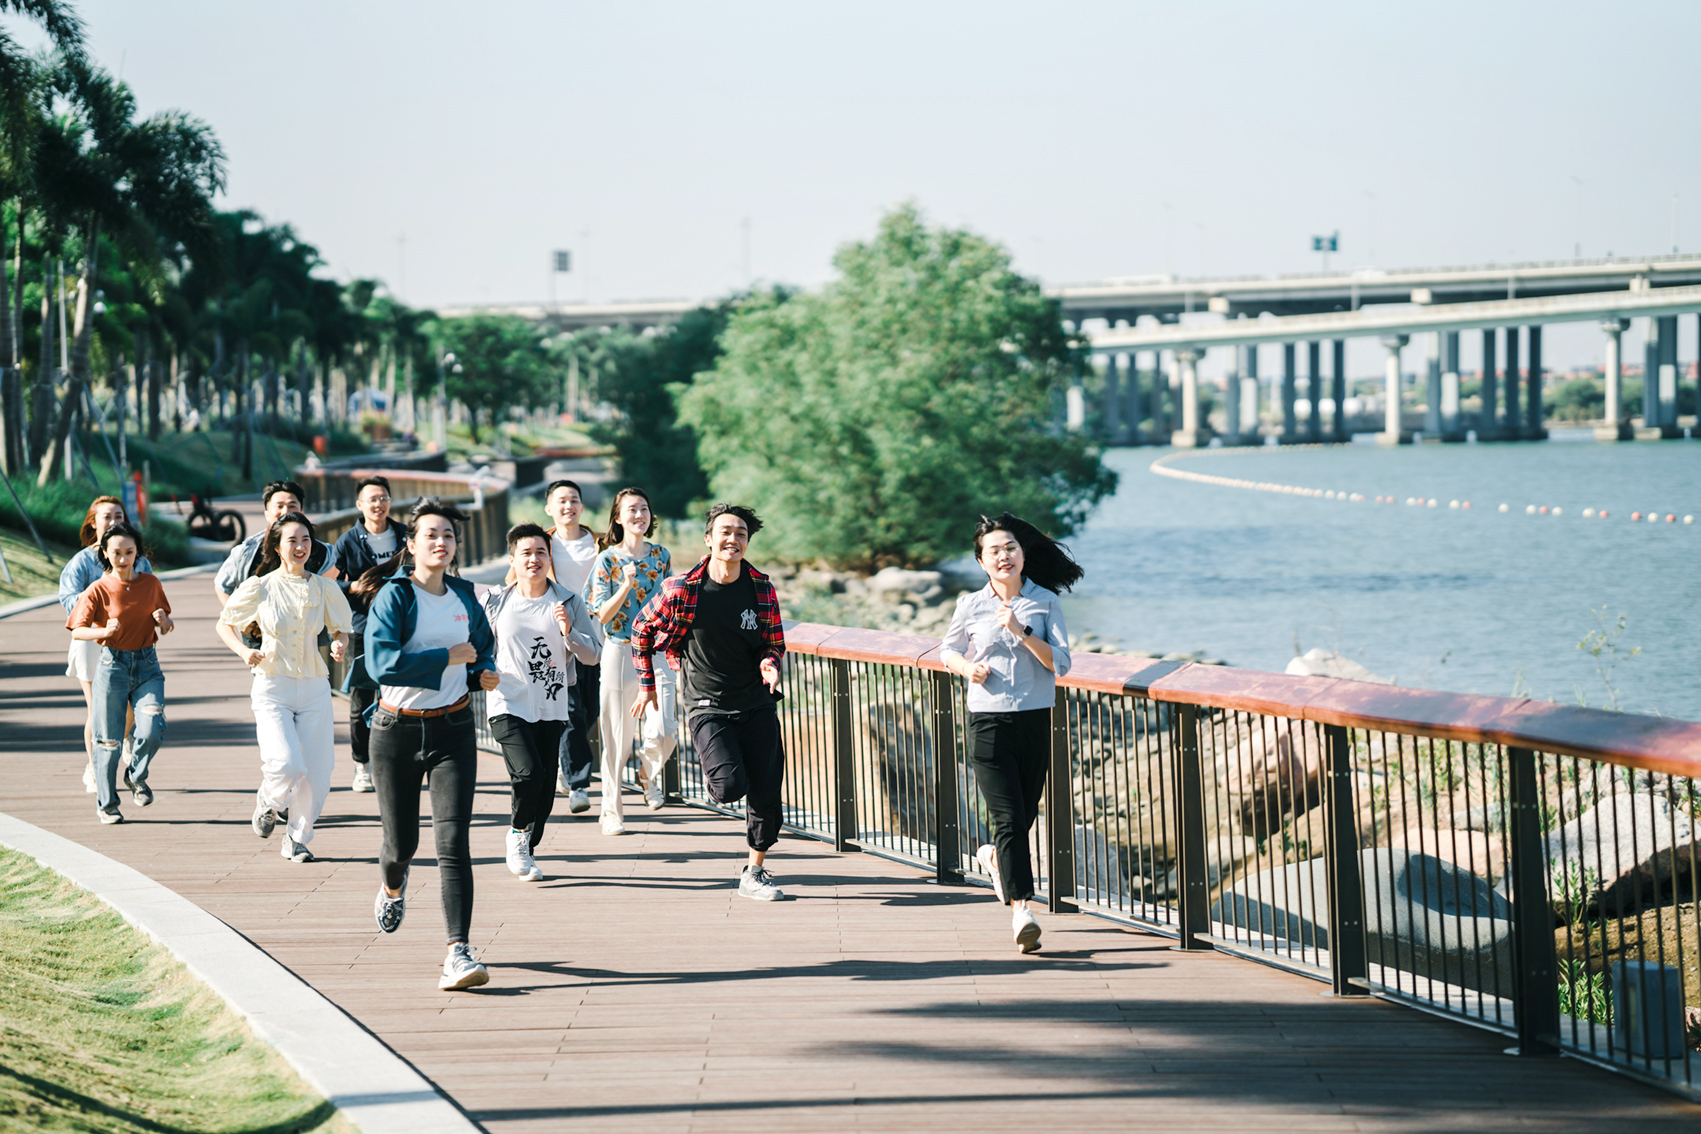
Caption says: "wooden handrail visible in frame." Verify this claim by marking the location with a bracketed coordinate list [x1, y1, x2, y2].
[780, 620, 1701, 778]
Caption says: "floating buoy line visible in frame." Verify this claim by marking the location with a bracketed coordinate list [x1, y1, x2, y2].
[1148, 446, 1696, 525]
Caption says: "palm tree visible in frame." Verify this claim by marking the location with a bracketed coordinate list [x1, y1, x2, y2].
[0, 2, 83, 475]
[36, 54, 224, 484]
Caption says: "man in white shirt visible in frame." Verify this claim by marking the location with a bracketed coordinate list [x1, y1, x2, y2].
[538, 479, 601, 813]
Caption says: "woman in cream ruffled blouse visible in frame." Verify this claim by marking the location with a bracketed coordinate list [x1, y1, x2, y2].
[216, 511, 353, 863]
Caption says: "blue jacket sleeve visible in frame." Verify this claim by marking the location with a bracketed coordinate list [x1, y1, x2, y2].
[58, 550, 92, 614]
[365, 581, 454, 690]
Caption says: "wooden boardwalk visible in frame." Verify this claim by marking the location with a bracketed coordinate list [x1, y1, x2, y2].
[3, 577, 1697, 1133]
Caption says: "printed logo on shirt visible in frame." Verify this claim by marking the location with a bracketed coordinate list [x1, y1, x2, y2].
[526, 636, 565, 701]
[739, 608, 758, 631]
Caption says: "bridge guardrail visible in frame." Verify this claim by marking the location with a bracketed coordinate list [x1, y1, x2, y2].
[543, 619, 1700, 1099]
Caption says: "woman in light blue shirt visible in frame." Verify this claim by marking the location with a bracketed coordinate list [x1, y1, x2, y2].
[940, 512, 1080, 955]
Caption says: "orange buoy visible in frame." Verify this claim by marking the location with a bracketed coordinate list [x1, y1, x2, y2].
[1632, 512, 1642, 521]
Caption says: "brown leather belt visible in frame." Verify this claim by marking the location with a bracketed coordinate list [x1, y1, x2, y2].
[378, 695, 470, 719]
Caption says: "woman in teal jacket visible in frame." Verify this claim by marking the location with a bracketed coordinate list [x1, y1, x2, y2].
[355, 499, 498, 991]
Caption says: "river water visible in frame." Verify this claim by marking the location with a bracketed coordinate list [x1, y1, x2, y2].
[1065, 434, 1701, 720]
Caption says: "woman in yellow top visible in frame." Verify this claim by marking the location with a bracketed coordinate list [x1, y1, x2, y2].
[216, 511, 353, 863]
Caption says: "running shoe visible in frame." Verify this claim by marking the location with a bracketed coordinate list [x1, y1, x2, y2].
[438, 943, 489, 991]
[251, 791, 277, 839]
[1013, 904, 1042, 953]
[132, 780, 153, 808]
[374, 870, 408, 933]
[601, 815, 626, 836]
[120, 761, 134, 792]
[568, 789, 590, 814]
[644, 777, 665, 811]
[557, 770, 570, 796]
[351, 764, 374, 793]
[281, 835, 314, 863]
[738, 864, 784, 901]
[83, 762, 96, 793]
[505, 829, 543, 880]
[976, 844, 1008, 905]
[97, 806, 123, 825]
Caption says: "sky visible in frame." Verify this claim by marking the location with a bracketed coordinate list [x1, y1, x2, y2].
[13, 1, 1701, 370]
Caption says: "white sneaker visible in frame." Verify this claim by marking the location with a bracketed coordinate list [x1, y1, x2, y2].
[568, 788, 590, 814]
[83, 762, 96, 793]
[644, 776, 665, 810]
[351, 764, 374, 792]
[1013, 904, 1041, 953]
[439, 943, 489, 991]
[976, 844, 1008, 905]
[281, 835, 314, 863]
[505, 829, 543, 880]
[738, 864, 784, 901]
[601, 815, 626, 836]
[97, 806, 123, 825]
[557, 770, 570, 796]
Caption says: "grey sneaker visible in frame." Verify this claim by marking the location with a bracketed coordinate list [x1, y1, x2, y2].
[1013, 904, 1041, 953]
[738, 864, 784, 901]
[281, 835, 314, 863]
[374, 870, 408, 933]
[439, 943, 489, 991]
[251, 792, 277, 839]
[120, 762, 134, 792]
[132, 780, 153, 808]
[568, 788, 590, 814]
[351, 763, 374, 793]
[97, 806, 123, 825]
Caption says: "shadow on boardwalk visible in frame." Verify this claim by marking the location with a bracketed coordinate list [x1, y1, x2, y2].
[1, 579, 1696, 1134]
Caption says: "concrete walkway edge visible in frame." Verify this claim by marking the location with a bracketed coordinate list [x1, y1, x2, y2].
[0, 811, 481, 1134]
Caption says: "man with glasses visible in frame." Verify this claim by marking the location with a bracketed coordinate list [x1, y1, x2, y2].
[332, 476, 408, 791]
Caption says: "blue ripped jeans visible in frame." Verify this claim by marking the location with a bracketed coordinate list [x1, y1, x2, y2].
[93, 645, 165, 812]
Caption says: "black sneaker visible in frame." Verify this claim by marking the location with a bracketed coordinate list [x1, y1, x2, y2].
[374, 870, 408, 933]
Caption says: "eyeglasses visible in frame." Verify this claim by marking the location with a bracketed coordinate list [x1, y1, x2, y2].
[364, 495, 391, 504]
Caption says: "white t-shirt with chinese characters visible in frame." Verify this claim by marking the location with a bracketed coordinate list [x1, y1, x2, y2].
[487, 591, 572, 722]
[380, 583, 471, 712]
[550, 528, 598, 595]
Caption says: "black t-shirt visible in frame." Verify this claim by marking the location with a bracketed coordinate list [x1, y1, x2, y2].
[681, 564, 771, 717]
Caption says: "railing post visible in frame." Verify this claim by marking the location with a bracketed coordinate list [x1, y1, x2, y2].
[1322, 724, 1369, 995]
[929, 670, 962, 885]
[1507, 745, 1561, 1055]
[829, 658, 857, 853]
[1046, 686, 1076, 914]
[1172, 704, 1211, 948]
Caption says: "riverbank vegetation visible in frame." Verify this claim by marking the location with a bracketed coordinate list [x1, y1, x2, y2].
[0, 847, 352, 1133]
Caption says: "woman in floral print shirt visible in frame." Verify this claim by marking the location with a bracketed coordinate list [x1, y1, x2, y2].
[585, 488, 676, 834]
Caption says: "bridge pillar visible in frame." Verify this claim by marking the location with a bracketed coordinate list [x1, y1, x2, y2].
[1152, 350, 1171, 439]
[1171, 348, 1210, 448]
[1103, 348, 1122, 443]
[1378, 334, 1410, 445]
[1423, 332, 1443, 439]
[1223, 344, 1242, 445]
[1656, 314, 1679, 437]
[1504, 327, 1522, 440]
[1441, 330, 1462, 440]
[1480, 328, 1499, 439]
[1306, 340, 1323, 442]
[1281, 342, 1297, 441]
[1331, 339, 1347, 440]
[1245, 342, 1262, 440]
[1525, 325, 1546, 439]
[1596, 319, 1631, 441]
[1128, 350, 1146, 444]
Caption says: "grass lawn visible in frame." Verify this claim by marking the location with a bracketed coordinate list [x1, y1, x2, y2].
[0, 847, 355, 1134]
[0, 526, 80, 606]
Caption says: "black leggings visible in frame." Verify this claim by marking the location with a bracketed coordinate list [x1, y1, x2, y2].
[969, 708, 1051, 904]
[489, 713, 566, 845]
[690, 708, 785, 851]
[347, 634, 376, 763]
[370, 704, 478, 943]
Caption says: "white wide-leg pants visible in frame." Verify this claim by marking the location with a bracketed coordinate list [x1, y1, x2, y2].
[597, 638, 677, 821]
[251, 674, 336, 846]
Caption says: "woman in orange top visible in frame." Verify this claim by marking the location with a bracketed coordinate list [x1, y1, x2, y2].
[67, 523, 174, 824]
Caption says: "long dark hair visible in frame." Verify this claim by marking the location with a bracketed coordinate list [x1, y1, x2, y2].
[255, 511, 316, 576]
[972, 512, 1084, 594]
[596, 487, 654, 551]
[96, 522, 143, 570]
[352, 497, 469, 599]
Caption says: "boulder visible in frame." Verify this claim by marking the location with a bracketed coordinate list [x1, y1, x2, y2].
[935, 555, 988, 593]
[1211, 847, 1514, 992]
[867, 567, 944, 605]
[1225, 723, 1325, 837]
[1284, 647, 1391, 684]
[1541, 788, 1701, 916]
[1392, 826, 1503, 885]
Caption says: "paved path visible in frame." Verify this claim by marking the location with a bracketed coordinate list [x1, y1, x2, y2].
[4, 577, 1697, 1133]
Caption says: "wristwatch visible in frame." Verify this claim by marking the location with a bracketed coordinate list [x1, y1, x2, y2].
[1021, 624, 1033, 639]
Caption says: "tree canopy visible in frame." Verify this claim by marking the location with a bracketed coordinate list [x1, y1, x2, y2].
[678, 204, 1116, 568]
[435, 313, 549, 442]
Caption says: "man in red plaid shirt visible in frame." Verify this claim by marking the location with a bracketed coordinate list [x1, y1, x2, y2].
[630, 503, 789, 900]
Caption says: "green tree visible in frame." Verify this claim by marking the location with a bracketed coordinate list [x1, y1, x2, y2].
[587, 300, 734, 519]
[678, 204, 1116, 568]
[435, 313, 548, 442]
